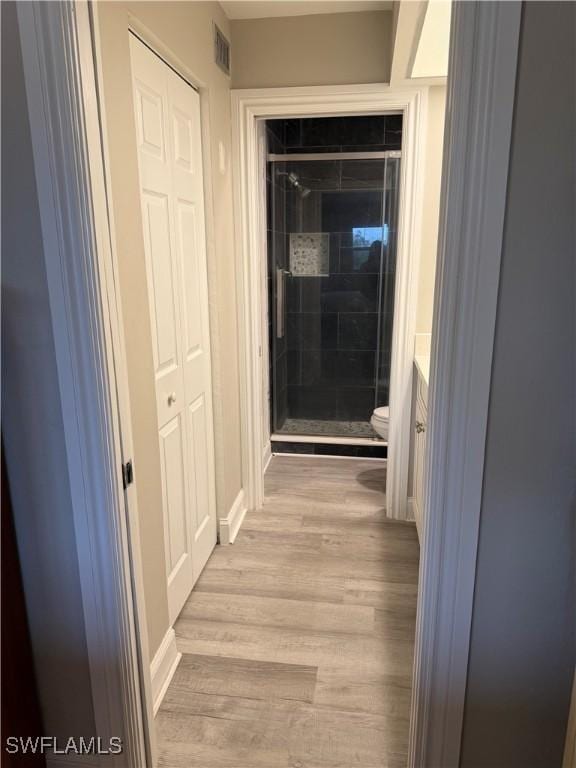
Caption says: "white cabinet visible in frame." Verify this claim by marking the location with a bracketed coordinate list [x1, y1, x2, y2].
[412, 363, 428, 541]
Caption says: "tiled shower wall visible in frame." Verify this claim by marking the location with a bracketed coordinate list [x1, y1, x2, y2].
[266, 116, 402, 434]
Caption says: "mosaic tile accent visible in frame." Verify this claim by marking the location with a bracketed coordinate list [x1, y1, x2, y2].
[277, 418, 380, 439]
[289, 233, 330, 276]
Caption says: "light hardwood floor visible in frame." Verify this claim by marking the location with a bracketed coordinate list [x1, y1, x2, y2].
[157, 456, 419, 768]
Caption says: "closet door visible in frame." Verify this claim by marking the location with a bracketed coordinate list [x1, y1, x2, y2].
[130, 35, 217, 623]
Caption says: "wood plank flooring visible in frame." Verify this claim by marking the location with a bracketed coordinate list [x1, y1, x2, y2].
[157, 456, 419, 768]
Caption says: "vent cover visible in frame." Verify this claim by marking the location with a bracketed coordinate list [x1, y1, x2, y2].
[214, 24, 230, 76]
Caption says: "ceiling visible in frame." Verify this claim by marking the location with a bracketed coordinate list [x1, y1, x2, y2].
[221, 1, 392, 20]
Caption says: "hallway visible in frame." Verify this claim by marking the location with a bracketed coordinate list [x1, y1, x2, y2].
[157, 456, 420, 767]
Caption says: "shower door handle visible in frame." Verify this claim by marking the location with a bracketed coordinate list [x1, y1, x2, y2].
[276, 268, 291, 339]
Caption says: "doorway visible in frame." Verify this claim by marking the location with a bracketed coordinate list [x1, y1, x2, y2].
[129, 34, 218, 624]
[233, 87, 428, 515]
[265, 116, 402, 458]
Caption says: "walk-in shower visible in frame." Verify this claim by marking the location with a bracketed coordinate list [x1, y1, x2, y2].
[266, 116, 402, 457]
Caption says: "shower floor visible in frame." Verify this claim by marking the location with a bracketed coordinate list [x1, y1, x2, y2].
[276, 418, 378, 439]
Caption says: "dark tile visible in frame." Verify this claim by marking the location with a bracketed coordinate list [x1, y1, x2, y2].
[375, 382, 390, 408]
[267, 120, 286, 146]
[300, 116, 386, 148]
[321, 275, 379, 313]
[287, 160, 340, 191]
[384, 114, 403, 149]
[338, 313, 379, 350]
[299, 277, 323, 313]
[340, 144, 388, 153]
[267, 275, 274, 319]
[315, 443, 359, 457]
[275, 330, 286, 358]
[298, 351, 338, 386]
[287, 350, 300, 386]
[274, 351, 288, 390]
[336, 351, 376, 386]
[267, 228, 273, 269]
[287, 385, 338, 420]
[340, 116, 386, 147]
[274, 383, 288, 431]
[337, 387, 375, 421]
[300, 117, 344, 147]
[321, 190, 383, 231]
[272, 181, 286, 233]
[340, 159, 386, 190]
[339, 246, 380, 273]
[286, 278, 300, 313]
[272, 441, 313, 455]
[286, 145, 341, 154]
[287, 313, 338, 351]
[356, 444, 387, 459]
[272, 443, 387, 459]
[266, 175, 272, 225]
[329, 233, 340, 273]
[284, 119, 302, 148]
[273, 230, 287, 268]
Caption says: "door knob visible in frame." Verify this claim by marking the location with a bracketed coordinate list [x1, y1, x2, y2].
[167, 392, 177, 405]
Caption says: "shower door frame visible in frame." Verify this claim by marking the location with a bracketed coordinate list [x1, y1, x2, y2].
[267, 148, 402, 446]
[231, 84, 429, 519]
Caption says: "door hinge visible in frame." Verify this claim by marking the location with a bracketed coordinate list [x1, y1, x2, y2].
[122, 460, 134, 490]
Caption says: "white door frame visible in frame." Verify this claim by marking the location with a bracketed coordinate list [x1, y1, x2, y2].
[409, 2, 522, 766]
[14, 1, 521, 766]
[15, 2, 154, 766]
[231, 84, 429, 516]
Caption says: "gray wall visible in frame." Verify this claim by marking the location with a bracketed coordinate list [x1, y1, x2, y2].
[1, 2, 96, 739]
[460, 3, 576, 766]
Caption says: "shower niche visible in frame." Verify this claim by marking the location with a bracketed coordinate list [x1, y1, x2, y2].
[266, 115, 402, 457]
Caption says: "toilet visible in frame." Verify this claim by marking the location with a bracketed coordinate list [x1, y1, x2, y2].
[371, 406, 389, 441]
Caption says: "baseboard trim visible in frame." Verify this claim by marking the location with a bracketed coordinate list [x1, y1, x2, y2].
[263, 441, 272, 473]
[407, 497, 415, 520]
[150, 628, 181, 716]
[218, 488, 247, 545]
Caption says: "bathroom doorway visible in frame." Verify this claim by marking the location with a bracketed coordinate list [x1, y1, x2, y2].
[265, 116, 402, 458]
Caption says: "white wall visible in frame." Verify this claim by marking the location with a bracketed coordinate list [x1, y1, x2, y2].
[417, 85, 445, 334]
[95, 0, 242, 659]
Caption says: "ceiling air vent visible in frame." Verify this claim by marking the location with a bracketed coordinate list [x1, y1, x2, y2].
[214, 24, 230, 76]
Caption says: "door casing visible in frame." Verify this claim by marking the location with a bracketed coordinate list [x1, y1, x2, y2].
[231, 84, 429, 517]
[128, 33, 217, 626]
[15, 1, 523, 766]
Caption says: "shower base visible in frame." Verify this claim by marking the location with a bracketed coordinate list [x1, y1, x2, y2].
[276, 418, 378, 439]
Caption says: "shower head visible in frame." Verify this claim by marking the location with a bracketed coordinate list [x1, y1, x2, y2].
[277, 170, 311, 199]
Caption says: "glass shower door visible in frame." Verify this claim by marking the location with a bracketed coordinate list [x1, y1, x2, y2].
[268, 152, 401, 439]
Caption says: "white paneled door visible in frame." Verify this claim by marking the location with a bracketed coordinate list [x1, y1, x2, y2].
[130, 35, 217, 624]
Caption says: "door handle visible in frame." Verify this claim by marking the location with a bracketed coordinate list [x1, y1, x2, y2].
[167, 392, 177, 406]
[276, 268, 291, 339]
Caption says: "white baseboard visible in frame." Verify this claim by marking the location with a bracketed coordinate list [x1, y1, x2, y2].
[407, 497, 415, 521]
[218, 488, 247, 545]
[263, 440, 272, 473]
[150, 628, 181, 716]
